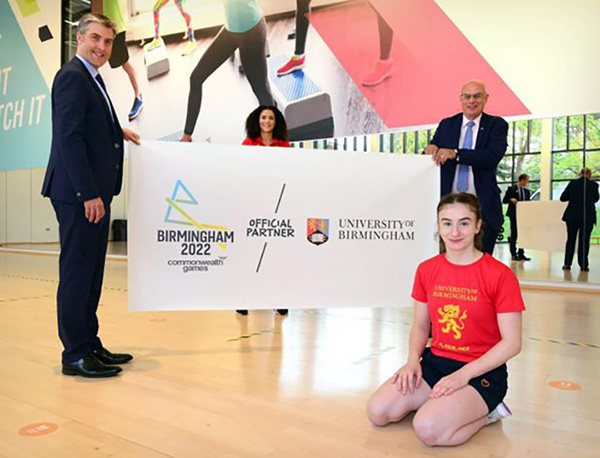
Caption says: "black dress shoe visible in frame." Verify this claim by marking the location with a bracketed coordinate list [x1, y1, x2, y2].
[236, 309, 248, 316]
[581, 267, 590, 272]
[62, 355, 122, 378]
[275, 309, 289, 316]
[562, 265, 571, 271]
[518, 253, 531, 261]
[511, 255, 521, 261]
[92, 347, 133, 365]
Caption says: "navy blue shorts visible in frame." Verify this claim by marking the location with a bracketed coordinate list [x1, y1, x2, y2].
[420, 347, 508, 413]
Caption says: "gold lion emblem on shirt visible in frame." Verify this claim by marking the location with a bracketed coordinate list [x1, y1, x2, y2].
[437, 304, 467, 340]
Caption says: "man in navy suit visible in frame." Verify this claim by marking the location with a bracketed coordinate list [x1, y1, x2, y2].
[42, 13, 140, 378]
[425, 80, 508, 255]
[560, 167, 599, 272]
[503, 173, 532, 261]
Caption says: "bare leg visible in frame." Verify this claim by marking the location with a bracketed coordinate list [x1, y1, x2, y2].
[153, 0, 169, 39]
[412, 385, 489, 446]
[367, 376, 431, 426]
[174, 0, 194, 41]
[122, 61, 141, 98]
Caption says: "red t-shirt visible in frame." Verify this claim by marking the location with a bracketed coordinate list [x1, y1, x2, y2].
[242, 137, 291, 147]
[411, 253, 525, 363]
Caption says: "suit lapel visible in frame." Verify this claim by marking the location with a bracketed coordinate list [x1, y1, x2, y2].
[72, 58, 119, 136]
[451, 114, 462, 148]
[475, 113, 490, 148]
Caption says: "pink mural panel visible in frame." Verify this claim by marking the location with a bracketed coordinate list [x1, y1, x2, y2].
[309, 0, 530, 128]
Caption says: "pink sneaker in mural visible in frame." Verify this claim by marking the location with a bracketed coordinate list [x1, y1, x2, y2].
[362, 59, 394, 87]
[277, 54, 306, 76]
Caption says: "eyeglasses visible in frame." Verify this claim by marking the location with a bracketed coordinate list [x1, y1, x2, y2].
[460, 93, 485, 100]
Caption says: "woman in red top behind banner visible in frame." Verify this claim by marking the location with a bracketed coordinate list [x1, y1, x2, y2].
[241, 105, 291, 148]
[367, 192, 524, 446]
[236, 105, 290, 317]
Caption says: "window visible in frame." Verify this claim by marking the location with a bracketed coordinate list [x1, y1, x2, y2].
[62, 0, 90, 63]
[551, 114, 600, 198]
[497, 120, 542, 241]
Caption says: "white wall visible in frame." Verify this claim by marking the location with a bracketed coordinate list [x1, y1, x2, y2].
[6, 169, 32, 243]
[0, 165, 128, 245]
[31, 167, 58, 242]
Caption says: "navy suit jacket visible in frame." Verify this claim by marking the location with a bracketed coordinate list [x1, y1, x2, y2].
[560, 177, 599, 225]
[430, 112, 508, 230]
[42, 57, 123, 204]
[502, 184, 531, 218]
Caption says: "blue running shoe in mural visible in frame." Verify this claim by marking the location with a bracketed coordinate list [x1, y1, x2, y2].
[128, 95, 144, 121]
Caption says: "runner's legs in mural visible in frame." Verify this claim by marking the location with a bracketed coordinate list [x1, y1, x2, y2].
[121, 61, 144, 120]
[362, 5, 394, 87]
[150, 0, 197, 55]
[277, 0, 312, 76]
[181, 19, 275, 141]
[94, 0, 144, 120]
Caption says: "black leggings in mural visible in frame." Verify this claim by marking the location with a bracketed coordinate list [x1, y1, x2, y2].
[184, 18, 274, 136]
[294, 0, 312, 56]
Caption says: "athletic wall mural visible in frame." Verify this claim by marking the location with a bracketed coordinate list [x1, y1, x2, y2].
[0, 0, 60, 171]
[1, 0, 599, 169]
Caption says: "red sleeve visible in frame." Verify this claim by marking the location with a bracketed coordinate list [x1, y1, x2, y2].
[281, 140, 291, 147]
[411, 263, 428, 303]
[242, 137, 254, 146]
[494, 269, 526, 313]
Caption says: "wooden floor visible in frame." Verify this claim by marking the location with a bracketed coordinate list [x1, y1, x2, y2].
[5, 242, 600, 286]
[0, 250, 599, 457]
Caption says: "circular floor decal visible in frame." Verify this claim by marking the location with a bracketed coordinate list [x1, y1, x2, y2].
[549, 380, 582, 391]
[18, 422, 58, 436]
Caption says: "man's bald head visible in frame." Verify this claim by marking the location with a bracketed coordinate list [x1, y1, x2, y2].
[460, 80, 489, 120]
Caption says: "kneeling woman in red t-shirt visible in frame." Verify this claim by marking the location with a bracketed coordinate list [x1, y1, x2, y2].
[367, 192, 524, 446]
[237, 105, 290, 316]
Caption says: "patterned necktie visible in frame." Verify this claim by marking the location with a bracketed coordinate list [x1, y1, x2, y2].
[456, 121, 475, 192]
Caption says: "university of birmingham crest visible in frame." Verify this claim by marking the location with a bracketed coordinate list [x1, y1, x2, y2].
[307, 218, 329, 246]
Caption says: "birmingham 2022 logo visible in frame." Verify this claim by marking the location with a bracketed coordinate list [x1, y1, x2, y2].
[157, 180, 234, 272]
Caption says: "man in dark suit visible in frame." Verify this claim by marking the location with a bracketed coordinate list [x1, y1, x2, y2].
[560, 167, 599, 272]
[503, 173, 531, 261]
[42, 13, 140, 378]
[425, 80, 508, 255]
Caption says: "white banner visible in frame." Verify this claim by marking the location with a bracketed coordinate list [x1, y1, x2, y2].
[128, 141, 439, 311]
[517, 200, 568, 251]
